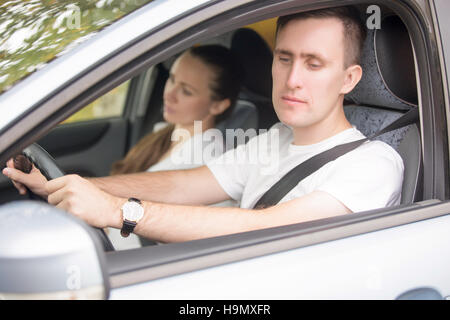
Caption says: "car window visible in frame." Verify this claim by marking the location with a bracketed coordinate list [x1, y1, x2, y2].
[62, 79, 130, 124]
[0, 0, 153, 95]
[60, 19, 276, 126]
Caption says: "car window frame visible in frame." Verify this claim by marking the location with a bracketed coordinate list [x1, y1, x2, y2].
[431, 0, 450, 197]
[0, 0, 448, 287]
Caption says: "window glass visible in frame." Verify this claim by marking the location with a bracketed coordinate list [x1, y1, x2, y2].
[62, 17, 277, 125]
[62, 79, 130, 124]
[0, 0, 153, 95]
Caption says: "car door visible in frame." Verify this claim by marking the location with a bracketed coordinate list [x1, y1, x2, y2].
[107, 199, 450, 299]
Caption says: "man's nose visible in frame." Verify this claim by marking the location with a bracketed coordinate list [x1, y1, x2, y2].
[286, 64, 304, 90]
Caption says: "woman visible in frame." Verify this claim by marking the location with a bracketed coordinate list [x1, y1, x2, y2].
[110, 45, 244, 175]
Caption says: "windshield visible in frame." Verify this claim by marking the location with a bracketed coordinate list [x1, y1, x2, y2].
[0, 0, 153, 95]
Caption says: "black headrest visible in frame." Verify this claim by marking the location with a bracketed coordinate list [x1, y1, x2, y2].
[230, 28, 273, 99]
[346, 15, 417, 110]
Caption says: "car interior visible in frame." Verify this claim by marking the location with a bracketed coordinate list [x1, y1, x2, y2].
[0, 4, 423, 251]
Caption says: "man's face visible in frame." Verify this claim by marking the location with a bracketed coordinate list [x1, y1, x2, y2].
[272, 17, 350, 130]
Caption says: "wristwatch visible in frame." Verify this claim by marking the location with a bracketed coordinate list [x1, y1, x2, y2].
[120, 198, 144, 237]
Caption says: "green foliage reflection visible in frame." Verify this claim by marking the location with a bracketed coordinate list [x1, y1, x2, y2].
[0, 0, 152, 94]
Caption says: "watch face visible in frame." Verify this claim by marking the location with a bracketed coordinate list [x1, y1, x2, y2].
[122, 201, 144, 222]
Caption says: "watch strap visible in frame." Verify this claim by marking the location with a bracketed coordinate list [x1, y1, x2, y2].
[120, 219, 137, 238]
[120, 198, 143, 237]
[129, 197, 142, 204]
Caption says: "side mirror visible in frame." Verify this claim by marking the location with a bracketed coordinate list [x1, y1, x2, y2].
[0, 201, 109, 299]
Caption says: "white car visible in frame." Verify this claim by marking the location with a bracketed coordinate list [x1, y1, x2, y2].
[0, 0, 450, 300]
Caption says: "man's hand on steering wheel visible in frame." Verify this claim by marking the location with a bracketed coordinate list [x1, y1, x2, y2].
[3, 158, 122, 229]
[46, 174, 123, 229]
[3, 158, 48, 199]
[2, 145, 117, 251]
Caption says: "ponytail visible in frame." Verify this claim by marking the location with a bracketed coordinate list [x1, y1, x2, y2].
[110, 124, 175, 175]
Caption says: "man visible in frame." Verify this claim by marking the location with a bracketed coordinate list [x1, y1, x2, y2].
[3, 7, 404, 243]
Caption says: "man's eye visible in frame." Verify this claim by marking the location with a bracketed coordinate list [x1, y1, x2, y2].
[182, 88, 192, 96]
[308, 63, 321, 69]
[278, 56, 291, 63]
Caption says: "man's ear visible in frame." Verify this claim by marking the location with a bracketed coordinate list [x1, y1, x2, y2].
[210, 98, 231, 116]
[340, 64, 363, 95]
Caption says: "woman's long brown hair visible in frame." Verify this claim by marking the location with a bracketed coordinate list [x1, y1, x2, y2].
[110, 45, 244, 175]
[110, 124, 174, 175]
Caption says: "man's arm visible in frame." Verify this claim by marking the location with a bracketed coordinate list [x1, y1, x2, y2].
[3, 161, 231, 207]
[45, 173, 352, 243]
[130, 190, 351, 242]
[90, 166, 230, 206]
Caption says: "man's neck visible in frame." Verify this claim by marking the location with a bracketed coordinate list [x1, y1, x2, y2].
[291, 107, 352, 146]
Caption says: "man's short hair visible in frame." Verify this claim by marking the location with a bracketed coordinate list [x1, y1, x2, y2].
[276, 6, 367, 68]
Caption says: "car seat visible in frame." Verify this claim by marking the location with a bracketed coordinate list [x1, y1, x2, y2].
[229, 28, 279, 131]
[201, 27, 278, 146]
[345, 15, 422, 204]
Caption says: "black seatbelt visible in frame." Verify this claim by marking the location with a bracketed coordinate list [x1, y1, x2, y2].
[253, 107, 419, 209]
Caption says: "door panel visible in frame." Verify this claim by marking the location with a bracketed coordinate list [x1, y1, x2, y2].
[110, 209, 450, 299]
[38, 118, 128, 177]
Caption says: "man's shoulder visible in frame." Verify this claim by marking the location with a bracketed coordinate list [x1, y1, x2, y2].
[360, 139, 402, 156]
[345, 139, 404, 169]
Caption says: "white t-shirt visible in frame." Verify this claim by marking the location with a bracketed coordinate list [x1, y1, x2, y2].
[147, 124, 238, 208]
[147, 127, 213, 172]
[206, 122, 404, 212]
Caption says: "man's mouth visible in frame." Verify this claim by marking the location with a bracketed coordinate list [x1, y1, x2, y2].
[281, 95, 308, 106]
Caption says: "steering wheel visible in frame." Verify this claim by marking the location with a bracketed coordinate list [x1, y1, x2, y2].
[19, 143, 115, 252]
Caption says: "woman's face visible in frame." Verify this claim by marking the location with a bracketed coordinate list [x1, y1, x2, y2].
[163, 52, 223, 127]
